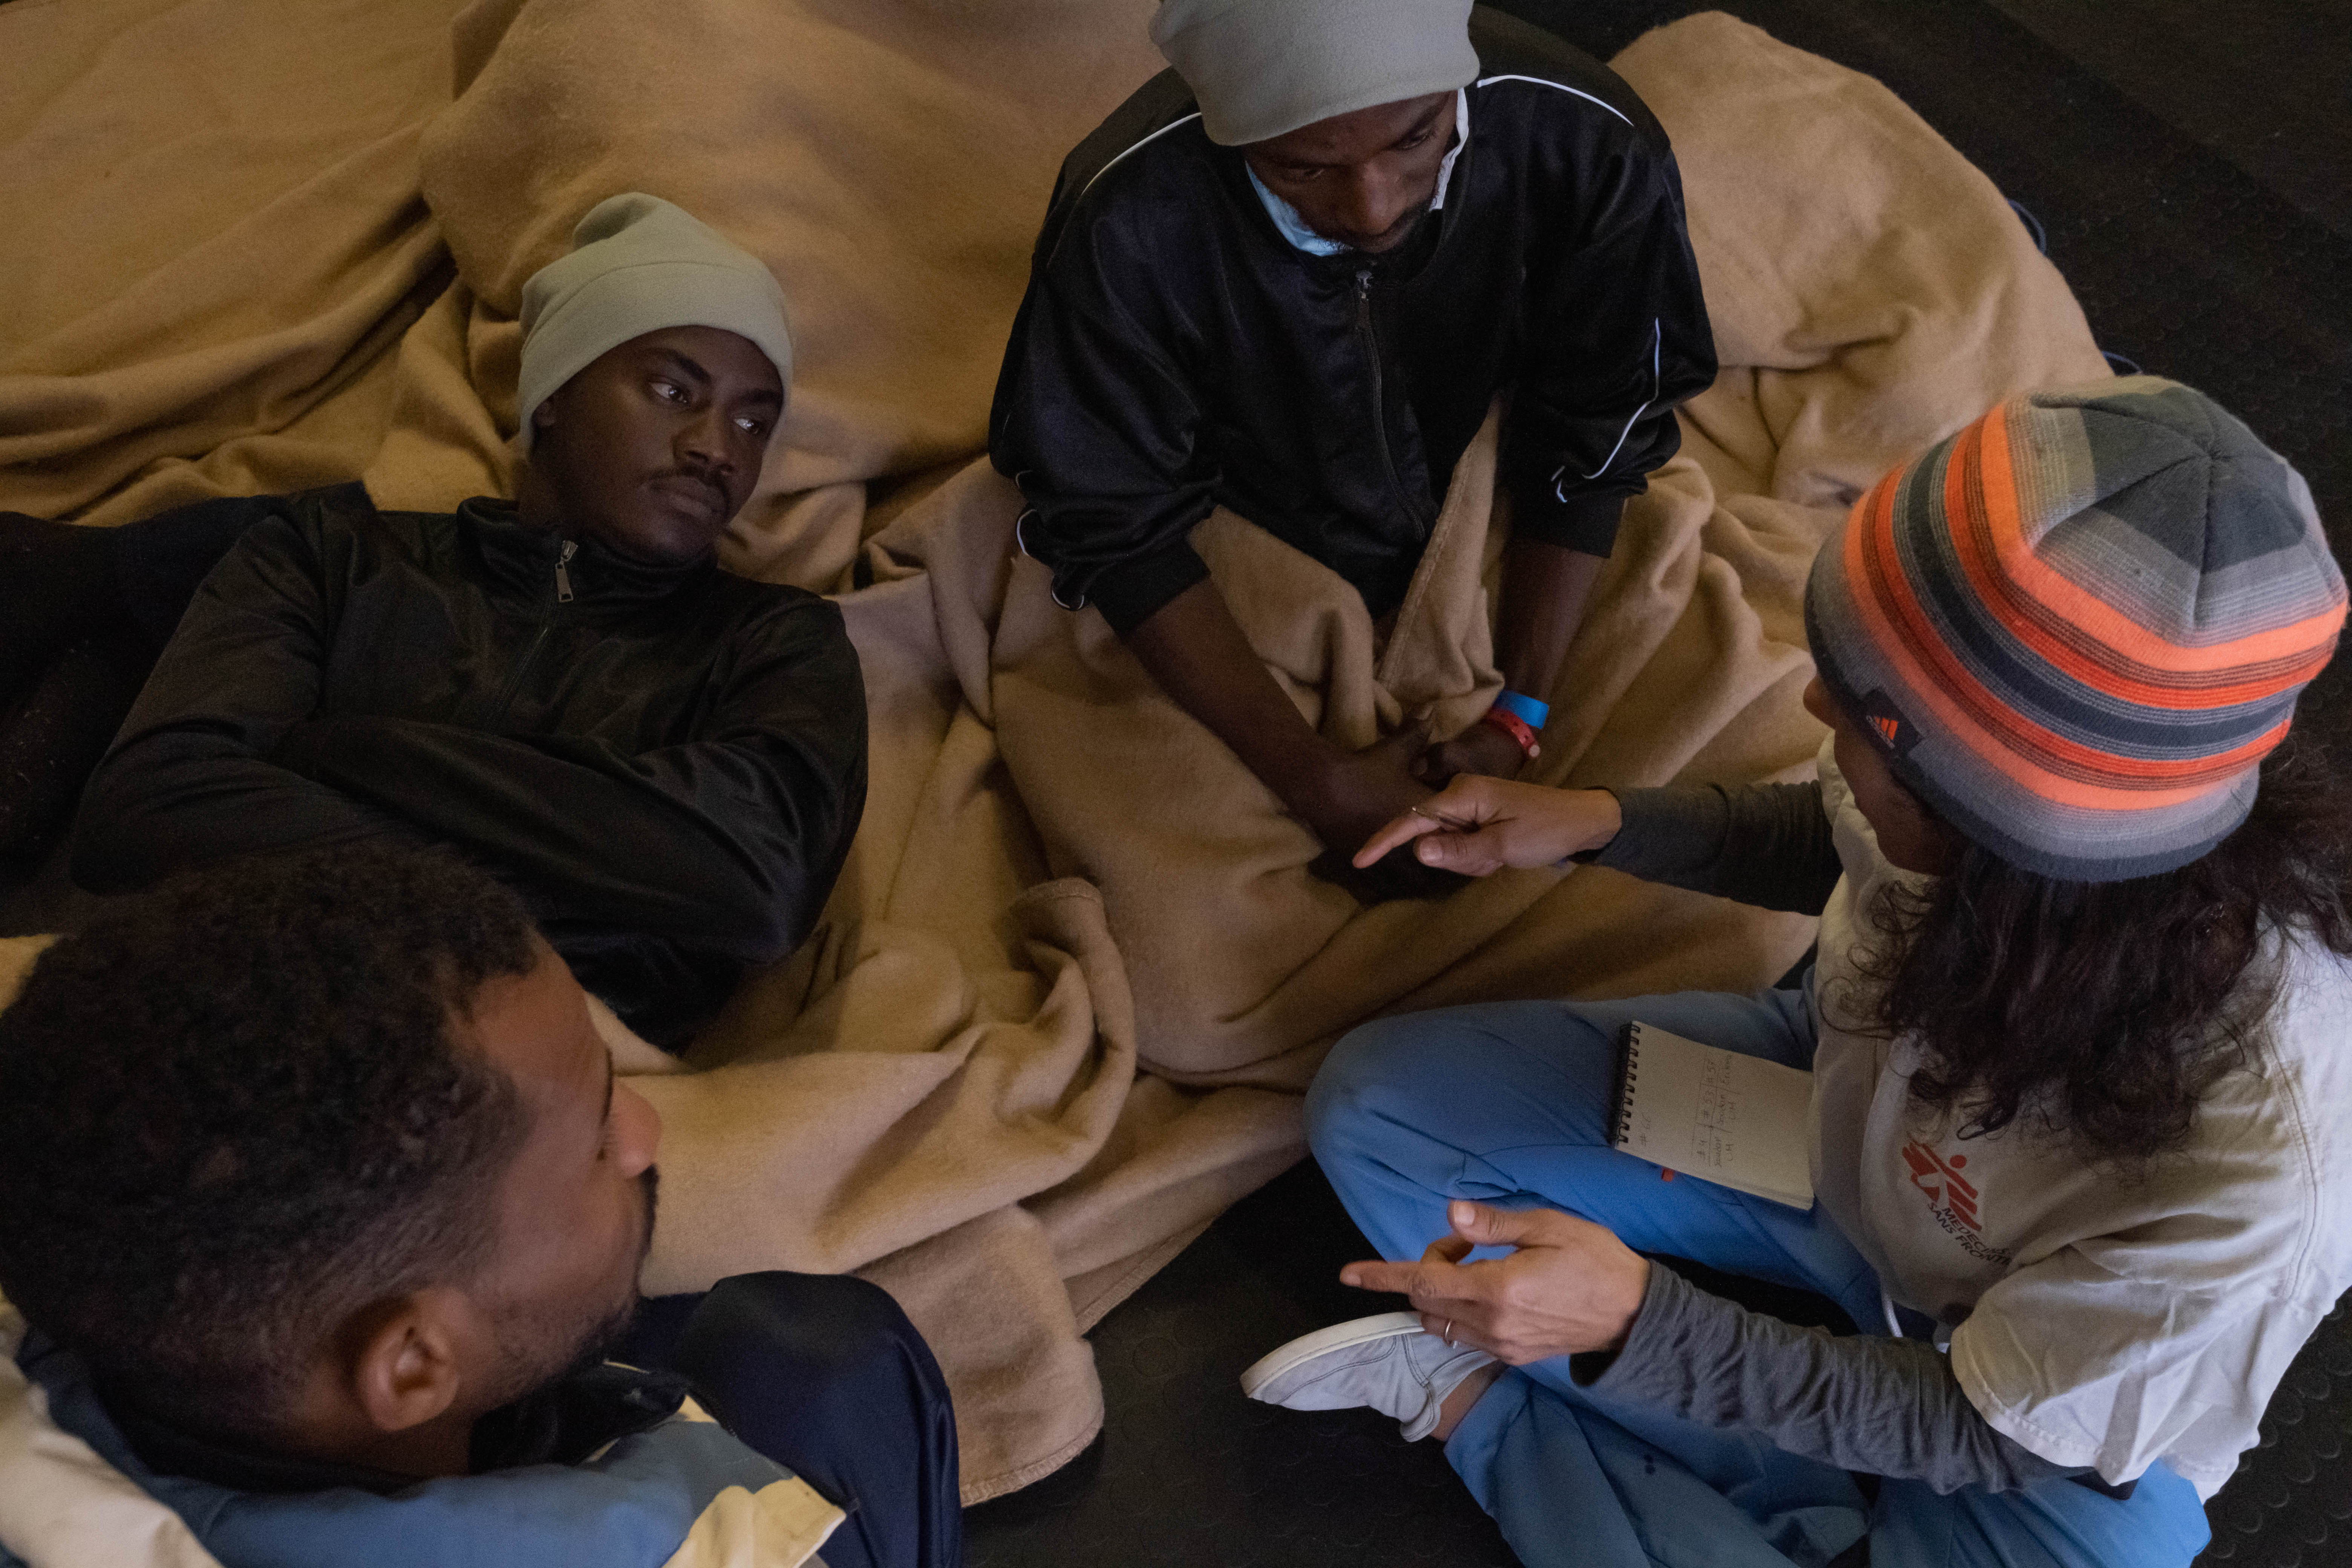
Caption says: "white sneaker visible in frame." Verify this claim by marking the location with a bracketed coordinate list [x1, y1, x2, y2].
[1240, 1311, 1497, 1441]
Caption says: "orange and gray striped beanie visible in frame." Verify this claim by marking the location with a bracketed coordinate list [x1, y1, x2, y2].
[1804, 377, 2345, 882]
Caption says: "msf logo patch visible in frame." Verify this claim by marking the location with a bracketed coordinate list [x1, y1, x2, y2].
[1900, 1139, 2014, 1268]
[1860, 689, 1921, 759]
[1901, 1140, 1980, 1230]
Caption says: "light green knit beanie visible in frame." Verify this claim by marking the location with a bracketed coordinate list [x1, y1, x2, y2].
[515, 193, 793, 453]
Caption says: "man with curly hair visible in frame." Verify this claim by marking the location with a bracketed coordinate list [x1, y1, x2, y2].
[0, 846, 960, 1568]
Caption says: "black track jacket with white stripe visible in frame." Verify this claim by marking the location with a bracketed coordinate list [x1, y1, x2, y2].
[988, 6, 1714, 635]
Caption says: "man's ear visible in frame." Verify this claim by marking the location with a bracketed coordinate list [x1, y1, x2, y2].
[343, 1291, 472, 1435]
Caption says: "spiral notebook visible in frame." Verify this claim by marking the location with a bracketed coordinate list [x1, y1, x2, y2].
[1609, 1020, 1815, 1209]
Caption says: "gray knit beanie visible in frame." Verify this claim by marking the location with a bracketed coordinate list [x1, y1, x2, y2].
[515, 193, 793, 453]
[1150, 0, 1478, 147]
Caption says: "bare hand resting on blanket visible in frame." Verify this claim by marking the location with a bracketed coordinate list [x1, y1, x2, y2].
[1343, 1200, 1651, 1363]
[1126, 578, 1436, 859]
[1354, 777, 1623, 873]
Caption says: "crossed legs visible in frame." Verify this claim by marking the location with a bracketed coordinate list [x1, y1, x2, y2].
[1306, 995, 2210, 1568]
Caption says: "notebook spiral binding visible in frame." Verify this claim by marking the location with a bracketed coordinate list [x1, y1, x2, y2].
[1608, 1021, 1643, 1149]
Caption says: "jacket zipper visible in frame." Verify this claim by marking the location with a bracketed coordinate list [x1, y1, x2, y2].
[1356, 268, 1431, 529]
[490, 539, 575, 725]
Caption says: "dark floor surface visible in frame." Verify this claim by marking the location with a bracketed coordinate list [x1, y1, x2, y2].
[968, 4, 2352, 1565]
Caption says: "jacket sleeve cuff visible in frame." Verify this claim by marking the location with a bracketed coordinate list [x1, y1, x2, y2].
[1511, 485, 1629, 558]
[1082, 538, 1212, 636]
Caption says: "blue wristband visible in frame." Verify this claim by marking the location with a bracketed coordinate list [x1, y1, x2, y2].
[1493, 689, 1551, 730]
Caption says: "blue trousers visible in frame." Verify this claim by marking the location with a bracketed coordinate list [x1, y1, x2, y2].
[1306, 991, 2214, 1568]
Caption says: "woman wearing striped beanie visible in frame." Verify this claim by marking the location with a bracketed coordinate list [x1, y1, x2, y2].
[1805, 375, 2342, 881]
[1240, 378, 2351, 1568]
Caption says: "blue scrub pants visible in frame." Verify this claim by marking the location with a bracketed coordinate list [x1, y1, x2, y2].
[1305, 990, 2214, 1568]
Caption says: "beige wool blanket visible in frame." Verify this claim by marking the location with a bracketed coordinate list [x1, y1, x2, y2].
[0, 0, 2107, 1509]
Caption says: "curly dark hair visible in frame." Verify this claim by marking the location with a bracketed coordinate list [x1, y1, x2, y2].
[0, 846, 539, 1441]
[1857, 737, 2352, 1161]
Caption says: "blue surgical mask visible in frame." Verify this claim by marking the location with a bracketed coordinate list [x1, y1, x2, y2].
[1247, 163, 1349, 256]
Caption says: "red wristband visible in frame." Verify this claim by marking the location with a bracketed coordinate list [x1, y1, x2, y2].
[1480, 705, 1542, 759]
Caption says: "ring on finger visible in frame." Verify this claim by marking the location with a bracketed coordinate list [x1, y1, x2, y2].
[1441, 1318, 1454, 1347]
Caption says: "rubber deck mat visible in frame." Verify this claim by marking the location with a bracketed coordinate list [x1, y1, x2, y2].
[965, 1160, 1516, 1567]
[965, 5, 2352, 1562]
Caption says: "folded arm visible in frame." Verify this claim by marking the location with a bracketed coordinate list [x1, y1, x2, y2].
[73, 512, 430, 891]
[76, 515, 867, 970]
[276, 609, 865, 963]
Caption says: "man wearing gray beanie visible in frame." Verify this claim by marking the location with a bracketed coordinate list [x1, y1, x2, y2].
[991, 2, 1712, 868]
[13, 194, 867, 1049]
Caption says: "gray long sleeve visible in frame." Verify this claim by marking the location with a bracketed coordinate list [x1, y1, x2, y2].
[1581, 1265, 2074, 1494]
[1585, 782, 1842, 916]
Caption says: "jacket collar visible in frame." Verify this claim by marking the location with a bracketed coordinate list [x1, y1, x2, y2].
[457, 496, 721, 611]
[103, 1357, 692, 1499]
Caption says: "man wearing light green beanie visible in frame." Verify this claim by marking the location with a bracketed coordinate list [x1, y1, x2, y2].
[12, 193, 867, 1049]
[516, 193, 795, 454]
[991, 2, 1713, 879]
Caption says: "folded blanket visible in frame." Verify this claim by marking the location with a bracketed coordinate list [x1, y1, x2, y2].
[0, 0, 2110, 1510]
[0, 0, 462, 528]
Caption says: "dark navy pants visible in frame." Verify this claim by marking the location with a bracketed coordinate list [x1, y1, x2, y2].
[624, 1272, 963, 1568]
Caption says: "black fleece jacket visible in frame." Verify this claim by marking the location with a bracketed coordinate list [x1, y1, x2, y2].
[73, 484, 867, 1046]
[989, 6, 1714, 634]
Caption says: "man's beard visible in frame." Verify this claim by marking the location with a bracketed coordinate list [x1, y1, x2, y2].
[1343, 199, 1434, 256]
[570, 1164, 661, 1372]
[485, 1165, 662, 1403]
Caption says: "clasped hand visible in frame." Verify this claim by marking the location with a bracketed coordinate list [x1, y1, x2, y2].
[1414, 718, 1528, 790]
[1300, 722, 1612, 867]
[1340, 1200, 1651, 1364]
